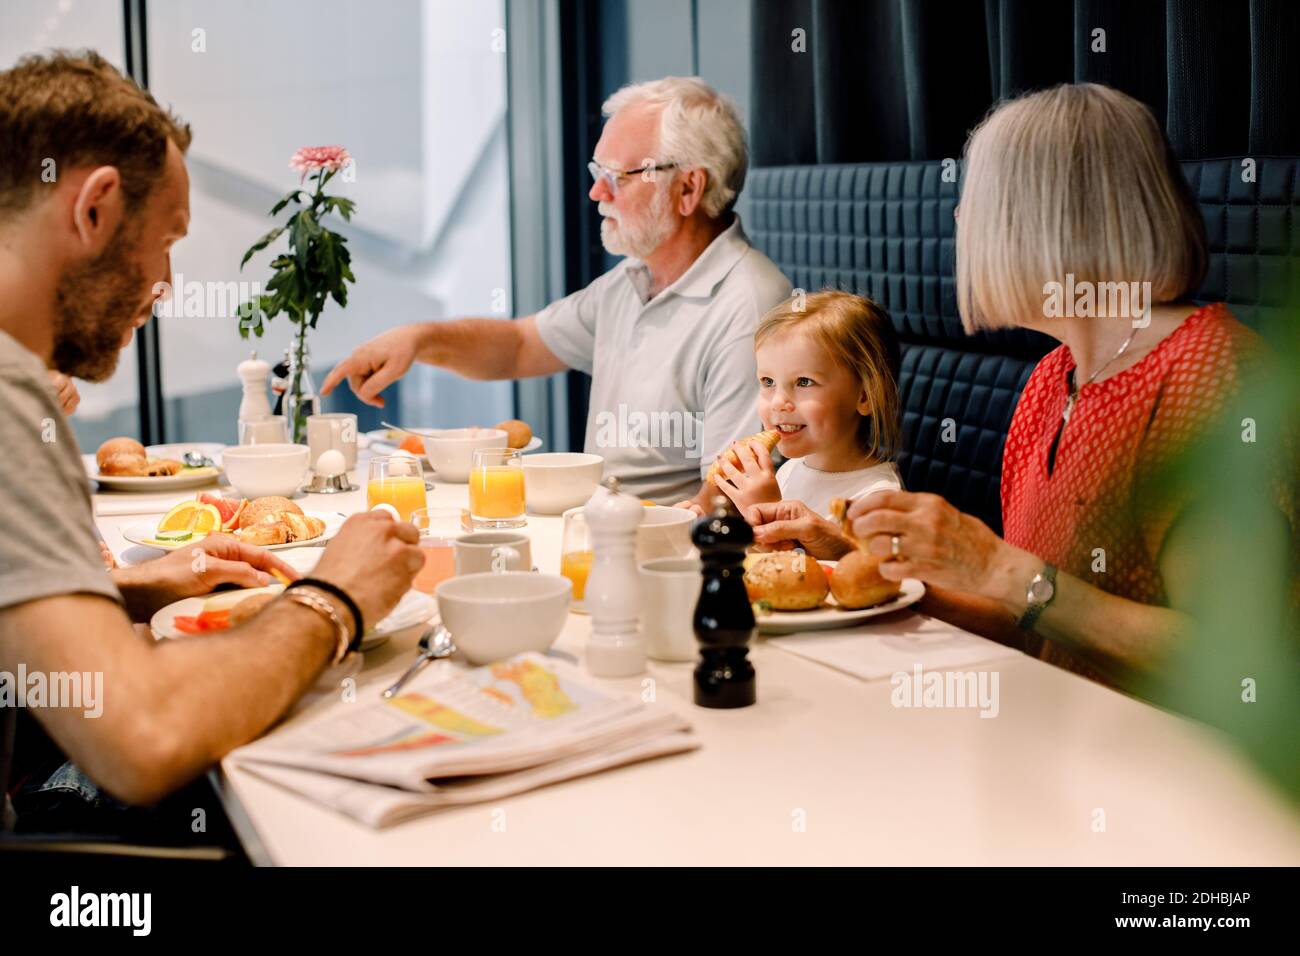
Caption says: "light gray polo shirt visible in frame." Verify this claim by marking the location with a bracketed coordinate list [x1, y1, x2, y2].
[536, 216, 792, 502]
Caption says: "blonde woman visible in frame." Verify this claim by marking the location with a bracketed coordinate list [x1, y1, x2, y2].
[683, 291, 903, 555]
[838, 84, 1261, 685]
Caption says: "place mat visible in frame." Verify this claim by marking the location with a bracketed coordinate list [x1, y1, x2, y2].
[766, 611, 1022, 682]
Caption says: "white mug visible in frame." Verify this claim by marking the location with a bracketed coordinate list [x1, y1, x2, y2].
[307, 412, 358, 469]
[454, 532, 532, 575]
[640, 556, 702, 662]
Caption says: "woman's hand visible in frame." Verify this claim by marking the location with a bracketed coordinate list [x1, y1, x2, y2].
[747, 500, 855, 560]
[712, 437, 781, 514]
[47, 370, 80, 415]
[847, 490, 1035, 606]
[112, 534, 301, 623]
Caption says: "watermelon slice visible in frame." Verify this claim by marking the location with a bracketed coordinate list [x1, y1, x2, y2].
[198, 493, 248, 532]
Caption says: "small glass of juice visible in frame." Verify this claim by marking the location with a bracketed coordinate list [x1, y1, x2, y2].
[367, 455, 428, 521]
[468, 448, 526, 529]
[410, 507, 459, 595]
[560, 509, 594, 613]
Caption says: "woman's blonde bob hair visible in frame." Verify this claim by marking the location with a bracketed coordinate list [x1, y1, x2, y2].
[956, 83, 1207, 332]
[755, 290, 901, 462]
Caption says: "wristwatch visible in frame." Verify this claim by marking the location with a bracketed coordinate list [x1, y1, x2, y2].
[1016, 563, 1058, 631]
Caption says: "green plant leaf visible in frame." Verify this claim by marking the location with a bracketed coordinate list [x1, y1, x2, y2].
[240, 225, 286, 269]
[269, 189, 305, 215]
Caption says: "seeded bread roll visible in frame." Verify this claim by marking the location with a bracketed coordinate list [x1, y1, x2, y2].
[743, 551, 830, 610]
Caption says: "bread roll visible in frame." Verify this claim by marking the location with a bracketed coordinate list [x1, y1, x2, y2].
[97, 437, 146, 471]
[493, 419, 532, 449]
[238, 496, 303, 529]
[707, 430, 781, 485]
[743, 551, 829, 610]
[829, 549, 901, 609]
[99, 452, 150, 476]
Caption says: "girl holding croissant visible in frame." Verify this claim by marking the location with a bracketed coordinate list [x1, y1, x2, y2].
[677, 290, 902, 538]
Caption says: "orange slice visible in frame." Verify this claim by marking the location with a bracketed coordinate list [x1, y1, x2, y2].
[157, 501, 222, 535]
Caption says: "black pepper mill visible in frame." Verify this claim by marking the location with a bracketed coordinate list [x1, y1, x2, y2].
[692, 495, 756, 708]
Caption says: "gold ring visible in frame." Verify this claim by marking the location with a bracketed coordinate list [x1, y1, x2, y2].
[890, 535, 902, 559]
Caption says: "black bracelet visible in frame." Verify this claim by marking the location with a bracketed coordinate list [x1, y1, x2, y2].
[286, 578, 365, 650]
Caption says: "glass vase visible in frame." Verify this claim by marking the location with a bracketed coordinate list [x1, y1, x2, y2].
[285, 332, 319, 445]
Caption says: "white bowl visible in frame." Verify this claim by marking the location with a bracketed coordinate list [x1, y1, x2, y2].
[562, 504, 699, 564]
[421, 428, 509, 483]
[636, 506, 698, 563]
[522, 452, 604, 514]
[221, 443, 311, 498]
[435, 572, 572, 664]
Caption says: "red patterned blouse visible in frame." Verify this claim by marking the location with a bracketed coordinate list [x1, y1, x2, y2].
[1000, 303, 1259, 682]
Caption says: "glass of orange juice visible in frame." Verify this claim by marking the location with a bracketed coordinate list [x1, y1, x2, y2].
[410, 507, 459, 595]
[367, 455, 427, 522]
[468, 448, 526, 529]
[560, 509, 594, 613]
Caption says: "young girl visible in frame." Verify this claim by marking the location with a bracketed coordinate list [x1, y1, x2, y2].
[679, 290, 903, 535]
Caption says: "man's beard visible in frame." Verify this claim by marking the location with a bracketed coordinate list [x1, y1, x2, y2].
[599, 185, 677, 259]
[52, 228, 149, 382]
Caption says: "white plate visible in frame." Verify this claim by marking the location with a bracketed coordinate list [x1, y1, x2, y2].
[755, 575, 925, 634]
[151, 585, 436, 652]
[364, 430, 542, 466]
[121, 511, 344, 552]
[89, 443, 225, 492]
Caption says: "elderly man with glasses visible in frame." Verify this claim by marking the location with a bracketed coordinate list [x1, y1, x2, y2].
[322, 76, 791, 502]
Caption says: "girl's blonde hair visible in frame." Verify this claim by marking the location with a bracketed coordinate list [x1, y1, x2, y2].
[755, 290, 901, 461]
[956, 83, 1207, 332]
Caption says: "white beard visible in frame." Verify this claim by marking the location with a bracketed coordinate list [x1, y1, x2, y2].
[599, 187, 676, 259]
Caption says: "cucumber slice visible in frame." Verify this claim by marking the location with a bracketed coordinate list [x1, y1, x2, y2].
[155, 529, 194, 542]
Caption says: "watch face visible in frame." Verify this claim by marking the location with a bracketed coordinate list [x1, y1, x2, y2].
[1029, 576, 1055, 603]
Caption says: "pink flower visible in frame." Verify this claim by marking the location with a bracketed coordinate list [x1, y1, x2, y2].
[288, 145, 352, 181]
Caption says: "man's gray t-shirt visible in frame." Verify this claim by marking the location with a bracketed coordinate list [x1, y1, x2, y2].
[0, 331, 120, 610]
[536, 216, 792, 502]
[0, 330, 121, 805]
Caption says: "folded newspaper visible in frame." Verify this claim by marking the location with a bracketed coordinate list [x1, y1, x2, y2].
[228, 652, 699, 828]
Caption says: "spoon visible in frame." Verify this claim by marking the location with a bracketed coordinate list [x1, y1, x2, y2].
[380, 420, 436, 439]
[381, 624, 456, 698]
[182, 450, 216, 468]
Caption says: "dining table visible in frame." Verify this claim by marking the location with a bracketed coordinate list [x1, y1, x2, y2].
[89, 446, 1300, 866]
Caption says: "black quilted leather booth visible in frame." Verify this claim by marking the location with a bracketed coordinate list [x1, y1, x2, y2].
[747, 158, 1300, 533]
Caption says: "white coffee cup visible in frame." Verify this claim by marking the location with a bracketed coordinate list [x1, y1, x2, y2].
[307, 412, 358, 469]
[435, 571, 571, 664]
[640, 556, 702, 661]
[453, 532, 532, 575]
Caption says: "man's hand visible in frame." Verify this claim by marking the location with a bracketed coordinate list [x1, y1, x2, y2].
[747, 499, 854, 560]
[112, 534, 301, 622]
[712, 437, 781, 514]
[320, 325, 420, 408]
[47, 369, 80, 415]
[310, 511, 424, 630]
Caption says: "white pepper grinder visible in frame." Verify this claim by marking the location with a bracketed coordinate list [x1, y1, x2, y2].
[237, 350, 273, 423]
[583, 476, 646, 677]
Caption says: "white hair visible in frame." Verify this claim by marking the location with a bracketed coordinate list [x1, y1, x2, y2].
[602, 76, 748, 219]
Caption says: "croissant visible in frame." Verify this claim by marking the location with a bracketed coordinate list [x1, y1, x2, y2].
[706, 429, 781, 485]
[235, 511, 325, 545]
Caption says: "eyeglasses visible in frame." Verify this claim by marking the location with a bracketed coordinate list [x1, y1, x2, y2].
[588, 159, 677, 195]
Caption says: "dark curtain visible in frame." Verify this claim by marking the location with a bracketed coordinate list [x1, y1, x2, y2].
[750, 0, 1300, 165]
